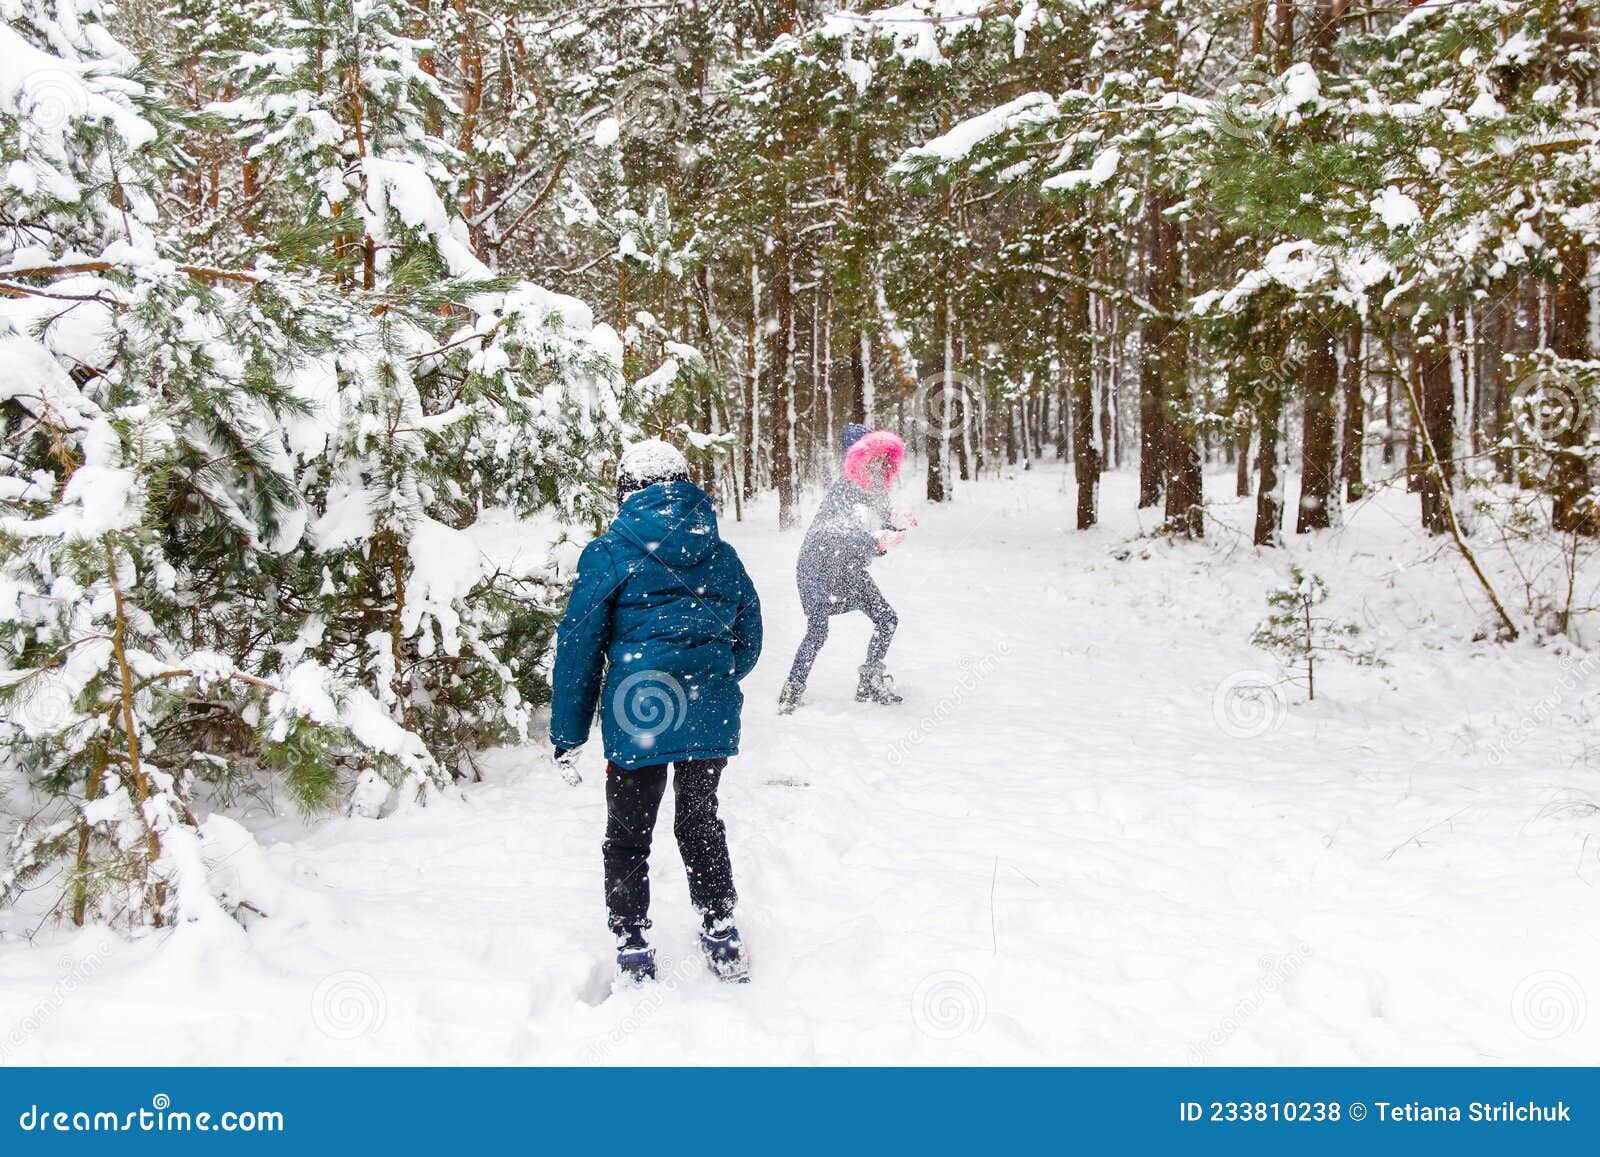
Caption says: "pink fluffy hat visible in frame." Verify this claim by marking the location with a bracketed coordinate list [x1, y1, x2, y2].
[843, 429, 906, 490]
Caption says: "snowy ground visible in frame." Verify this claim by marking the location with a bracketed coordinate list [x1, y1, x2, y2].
[4, 464, 1600, 1065]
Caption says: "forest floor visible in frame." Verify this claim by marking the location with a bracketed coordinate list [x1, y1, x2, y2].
[4, 464, 1600, 1064]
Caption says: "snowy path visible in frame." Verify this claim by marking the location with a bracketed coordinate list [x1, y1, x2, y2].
[4, 466, 1600, 1064]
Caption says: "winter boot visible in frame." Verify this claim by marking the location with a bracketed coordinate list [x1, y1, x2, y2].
[855, 662, 903, 705]
[699, 918, 750, 983]
[777, 680, 805, 715]
[615, 928, 657, 984]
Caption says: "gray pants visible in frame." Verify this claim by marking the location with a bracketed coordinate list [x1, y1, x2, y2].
[787, 573, 897, 686]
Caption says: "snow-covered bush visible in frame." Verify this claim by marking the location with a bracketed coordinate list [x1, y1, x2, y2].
[0, 0, 636, 929]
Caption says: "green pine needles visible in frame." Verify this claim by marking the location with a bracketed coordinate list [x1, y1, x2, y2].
[1251, 565, 1377, 701]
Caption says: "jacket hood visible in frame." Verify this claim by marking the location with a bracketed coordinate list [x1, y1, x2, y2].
[611, 480, 721, 568]
[843, 429, 906, 490]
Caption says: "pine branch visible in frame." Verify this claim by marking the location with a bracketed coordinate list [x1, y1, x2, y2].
[0, 261, 264, 286]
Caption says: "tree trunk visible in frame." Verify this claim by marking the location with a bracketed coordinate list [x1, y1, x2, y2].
[743, 258, 759, 500]
[1550, 245, 1593, 533]
[1068, 284, 1100, 529]
[766, 222, 798, 528]
[1147, 193, 1200, 535]
[926, 298, 950, 501]
[1296, 329, 1340, 531]
[1293, 2, 1348, 529]
[1056, 373, 1069, 460]
[820, 285, 834, 458]
[953, 389, 971, 482]
[1480, 287, 1515, 480]
[1341, 324, 1366, 500]
[972, 380, 985, 473]
[1254, 384, 1284, 546]
[848, 331, 867, 428]
[1415, 333, 1455, 535]
[1100, 327, 1116, 470]
[1138, 317, 1166, 508]
[953, 320, 971, 483]
[1383, 369, 1396, 465]
[1235, 424, 1252, 498]
[1163, 416, 1203, 535]
[1274, 0, 1296, 69]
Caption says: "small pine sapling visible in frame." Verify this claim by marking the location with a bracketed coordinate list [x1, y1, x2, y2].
[1250, 565, 1374, 700]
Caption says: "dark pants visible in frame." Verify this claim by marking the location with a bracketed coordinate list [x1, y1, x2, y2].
[603, 759, 735, 938]
[787, 573, 898, 686]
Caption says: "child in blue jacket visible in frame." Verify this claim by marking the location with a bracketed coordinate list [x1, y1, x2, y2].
[550, 440, 763, 983]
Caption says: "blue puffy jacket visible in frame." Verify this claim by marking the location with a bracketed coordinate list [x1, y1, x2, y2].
[549, 480, 763, 769]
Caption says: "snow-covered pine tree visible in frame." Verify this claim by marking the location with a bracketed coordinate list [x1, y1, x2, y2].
[198, 0, 654, 773]
[1332, 2, 1599, 538]
[0, 2, 457, 928]
[1, 0, 642, 929]
[883, 0, 1217, 532]
[1250, 565, 1372, 701]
